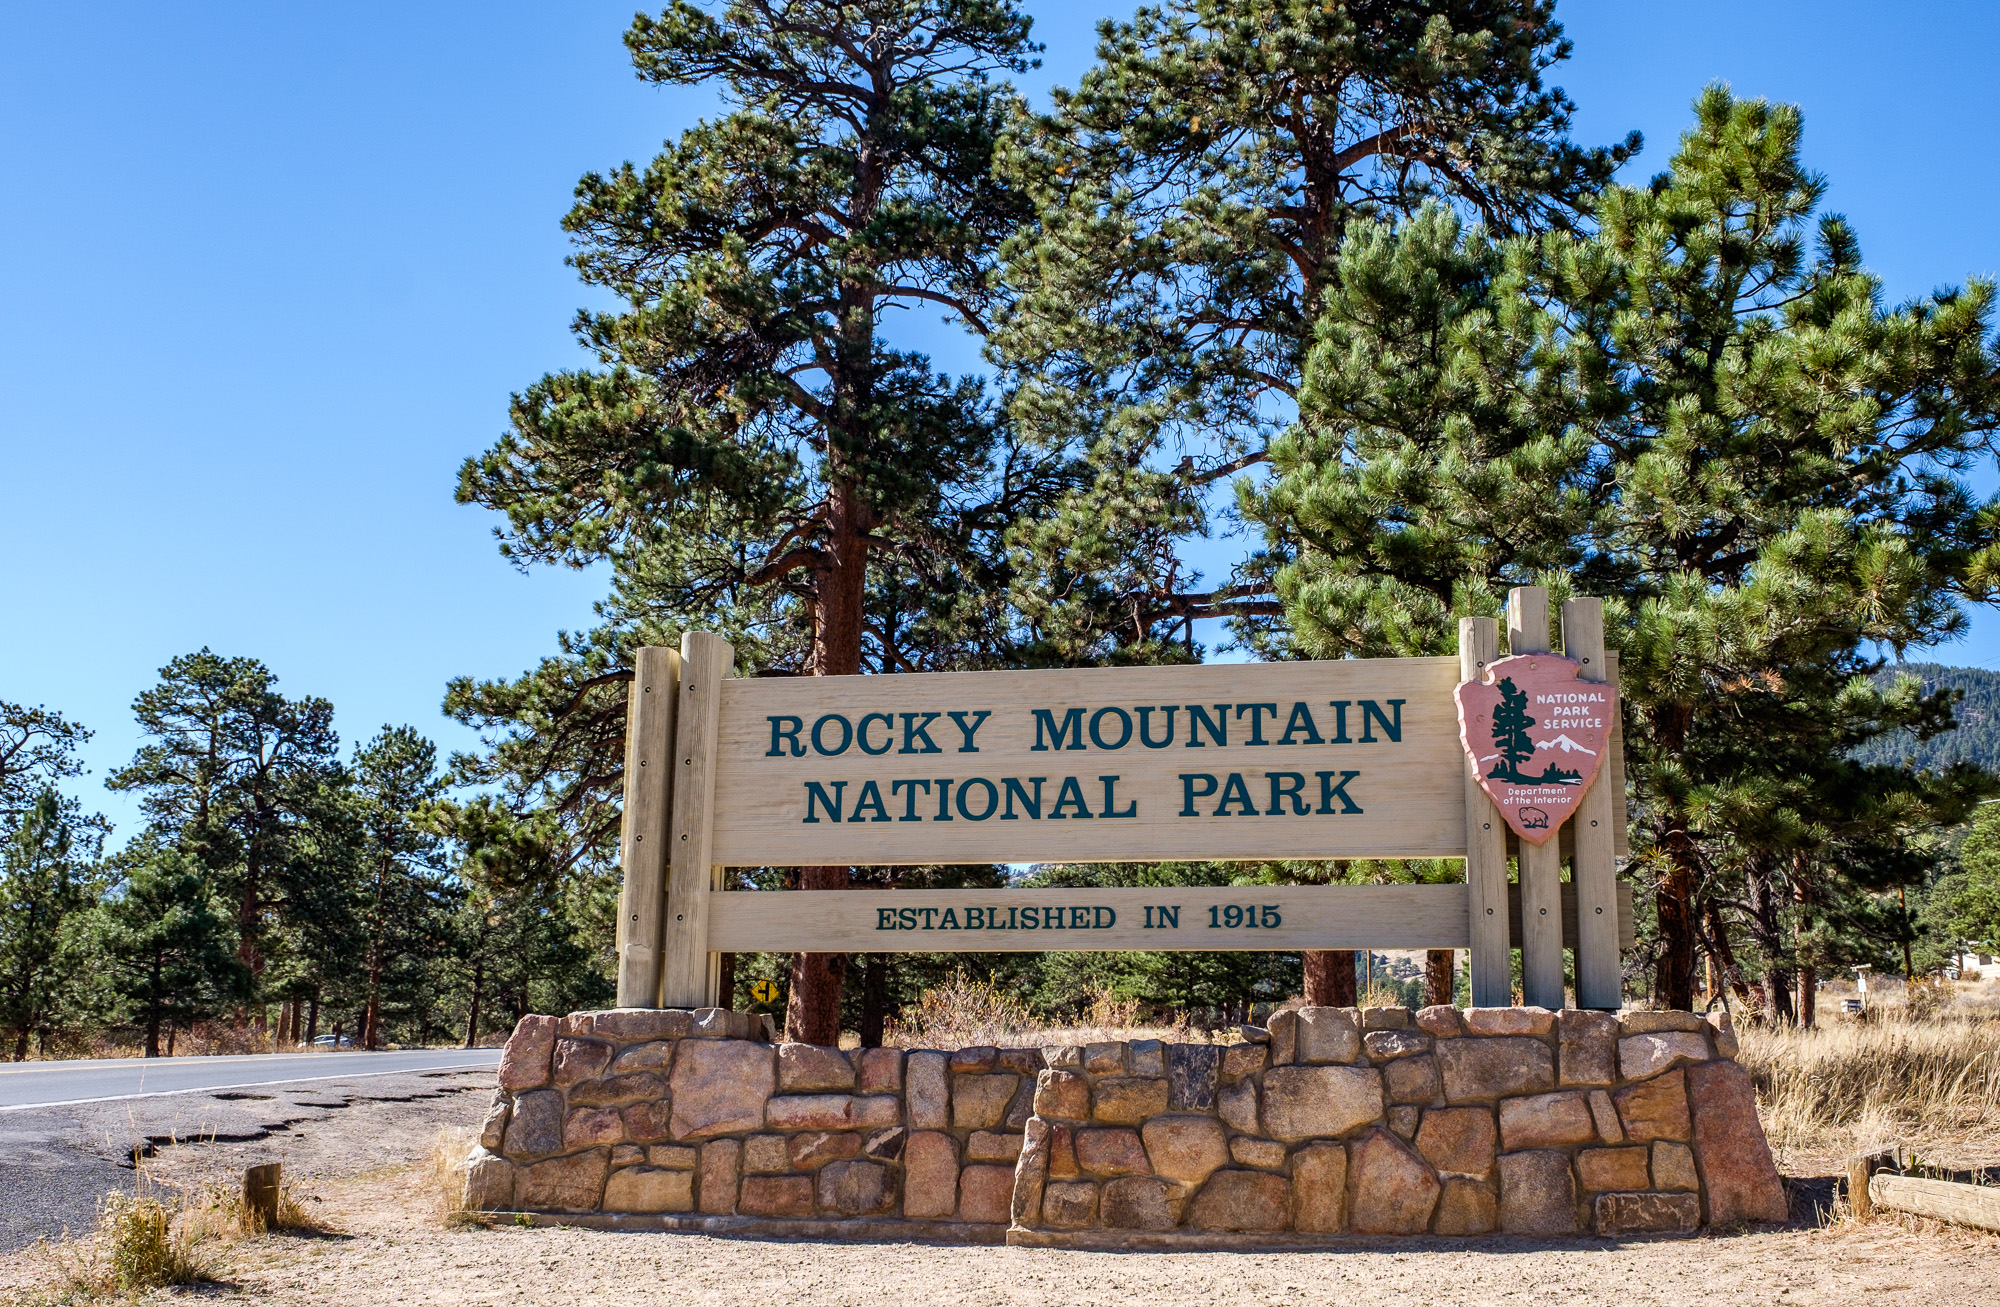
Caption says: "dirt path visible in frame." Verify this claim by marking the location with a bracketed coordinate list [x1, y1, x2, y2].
[2, 1080, 1996, 1306]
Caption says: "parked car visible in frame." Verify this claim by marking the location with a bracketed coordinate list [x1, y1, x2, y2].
[310, 1034, 353, 1047]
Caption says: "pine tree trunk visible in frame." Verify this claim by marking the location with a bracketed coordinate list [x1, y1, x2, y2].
[717, 954, 736, 1011]
[465, 959, 484, 1050]
[1654, 814, 1700, 1010]
[1424, 950, 1455, 1008]
[305, 992, 320, 1046]
[860, 954, 887, 1048]
[1796, 963, 1818, 1029]
[1303, 950, 1357, 1006]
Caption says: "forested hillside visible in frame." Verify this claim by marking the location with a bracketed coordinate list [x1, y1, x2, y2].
[1857, 665, 2000, 774]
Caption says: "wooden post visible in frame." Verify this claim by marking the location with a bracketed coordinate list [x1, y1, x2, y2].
[660, 631, 732, 1009]
[1508, 586, 1565, 1011]
[1460, 616, 1512, 1007]
[1846, 1156, 1872, 1221]
[243, 1162, 281, 1232]
[1562, 597, 1622, 1010]
[1869, 1173, 2000, 1233]
[615, 645, 681, 1009]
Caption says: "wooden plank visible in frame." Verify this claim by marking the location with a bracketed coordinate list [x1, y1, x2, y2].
[1869, 1173, 2000, 1233]
[1505, 880, 1635, 952]
[711, 883, 1471, 953]
[615, 645, 680, 1009]
[1563, 597, 1622, 1011]
[1606, 651, 1629, 858]
[1460, 616, 1512, 1007]
[1508, 587, 1563, 1010]
[660, 631, 733, 1009]
[707, 880, 1633, 955]
[708, 657, 1465, 866]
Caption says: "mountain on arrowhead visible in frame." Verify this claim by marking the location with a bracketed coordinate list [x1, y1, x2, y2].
[1546, 733, 1598, 755]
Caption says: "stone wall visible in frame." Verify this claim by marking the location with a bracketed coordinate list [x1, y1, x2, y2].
[1011, 1005, 1786, 1242]
[463, 1005, 1036, 1229]
[463, 1004, 1787, 1243]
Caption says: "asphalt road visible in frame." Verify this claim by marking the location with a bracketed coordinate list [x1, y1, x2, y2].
[0, 1050, 501, 1252]
[0, 1048, 500, 1111]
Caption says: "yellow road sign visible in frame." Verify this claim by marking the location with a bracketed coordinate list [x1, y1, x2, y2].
[749, 978, 779, 1004]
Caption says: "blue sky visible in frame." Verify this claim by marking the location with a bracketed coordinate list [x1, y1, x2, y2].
[4, 2, 1999, 841]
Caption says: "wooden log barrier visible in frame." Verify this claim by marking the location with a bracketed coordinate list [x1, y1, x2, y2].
[1868, 1172, 2000, 1233]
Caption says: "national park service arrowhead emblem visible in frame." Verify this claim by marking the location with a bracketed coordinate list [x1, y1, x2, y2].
[1454, 655, 1613, 844]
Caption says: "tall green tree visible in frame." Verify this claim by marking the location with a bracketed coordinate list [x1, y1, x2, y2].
[992, 0, 1635, 660]
[0, 703, 92, 819]
[107, 651, 344, 1011]
[1256, 88, 2000, 1009]
[350, 727, 451, 1050]
[0, 791, 101, 1059]
[93, 841, 247, 1057]
[455, 0, 1054, 1042]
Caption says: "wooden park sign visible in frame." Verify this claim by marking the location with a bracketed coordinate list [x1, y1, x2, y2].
[615, 587, 1629, 1017]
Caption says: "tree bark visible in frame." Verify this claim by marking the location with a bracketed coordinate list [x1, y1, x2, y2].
[859, 953, 888, 1048]
[305, 992, 320, 1046]
[1303, 950, 1357, 1006]
[717, 953, 737, 1011]
[1654, 814, 1700, 1010]
[785, 935, 848, 1046]
[1424, 950, 1455, 1008]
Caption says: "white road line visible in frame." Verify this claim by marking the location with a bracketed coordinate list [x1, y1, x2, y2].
[0, 1063, 497, 1113]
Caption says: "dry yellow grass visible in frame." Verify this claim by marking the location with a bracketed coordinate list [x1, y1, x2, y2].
[1739, 1009, 2000, 1167]
[881, 973, 1213, 1048]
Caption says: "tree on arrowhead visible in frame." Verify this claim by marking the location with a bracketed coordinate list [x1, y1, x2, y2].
[1487, 678, 1537, 782]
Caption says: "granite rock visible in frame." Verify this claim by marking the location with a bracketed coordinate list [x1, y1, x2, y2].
[967, 1130, 1024, 1163]
[669, 1039, 774, 1140]
[1586, 1089, 1623, 1143]
[778, 1043, 856, 1093]
[1619, 1010, 1707, 1034]
[1433, 1177, 1497, 1235]
[738, 1175, 814, 1217]
[742, 1134, 789, 1174]
[1619, 1032, 1711, 1081]
[1296, 1007, 1361, 1064]
[1362, 1006, 1412, 1030]
[1437, 1037, 1555, 1102]
[501, 1089, 563, 1160]
[1217, 1079, 1260, 1135]
[817, 1160, 894, 1216]
[1415, 1005, 1464, 1037]
[591, 1008, 693, 1041]
[553, 1037, 614, 1087]
[1687, 1059, 1788, 1223]
[767, 1094, 900, 1131]
[1595, 1191, 1701, 1235]
[1464, 1006, 1556, 1037]
[953, 1074, 1020, 1130]
[1347, 1128, 1441, 1235]
[1415, 1105, 1497, 1181]
[1035, 1069, 1090, 1122]
[1291, 1141, 1348, 1233]
[1100, 1176, 1184, 1231]
[1128, 1040, 1166, 1077]
[604, 1166, 693, 1213]
[1497, 1149, 1578, 1235]
[1189, 1170, 1291, 1231]
[568, 1071, 668, 1107]
[621, 1099, 673, 1144]
[498, 1014, 556, 1092]
[1091, 1076, 1171, 1125]
[1575, 1146, 1651, 1192]
[1557, 1009, 1619, 1088]
[698, 1140, 740, 1214]
[856, 1046, 904, 1093]
[1230, 1137, 1287, 1169]
[1221, 1042, 1267, 1080]
[1166, 1043, 1221, 1110]
[478, 1094, 510, 1151]
[1140, 1115, 1228, 1185]
[907, 1051, 950, 1129]
[1364, 1029, 1432, 1061]
[1039, 1180, 1098, 1229]
[1613, 1068, 1691, 1143]
[563, 1106, 626, 1150]
[516, 1148, 609, 1213]
[609, 1040, 674, 1075]
[1262, 1066, 1384, 1140]
[1075, 1127, 1150, 1177]
[1497, 1091, 1597, 1150]
[463, 1148, 514, 1212]
[901, 1131, 958, 1219]
[789, 1131, 862, 1169]
[1384, 1054, 1441, 1105]
[958, 1164, 1015, 1223]
[1652, 1141, 1699, 1191]
[951, 1046, 999, 1073]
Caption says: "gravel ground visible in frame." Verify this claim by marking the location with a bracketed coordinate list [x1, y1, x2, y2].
[2, 1074, 1997, 1305]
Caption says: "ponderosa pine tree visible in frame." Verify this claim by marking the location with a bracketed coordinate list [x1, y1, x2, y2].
[1255, 88, 2000, 1008]
[456, 0, 1056, 1042]
[0, 791, 101, 1059]
[992, 0, 1632, 1003]
[350, 727, 450, 1050]
[94, 841, 247, 1057]
[0, 703, 91, 819]
[107, 651, 343, 1016]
